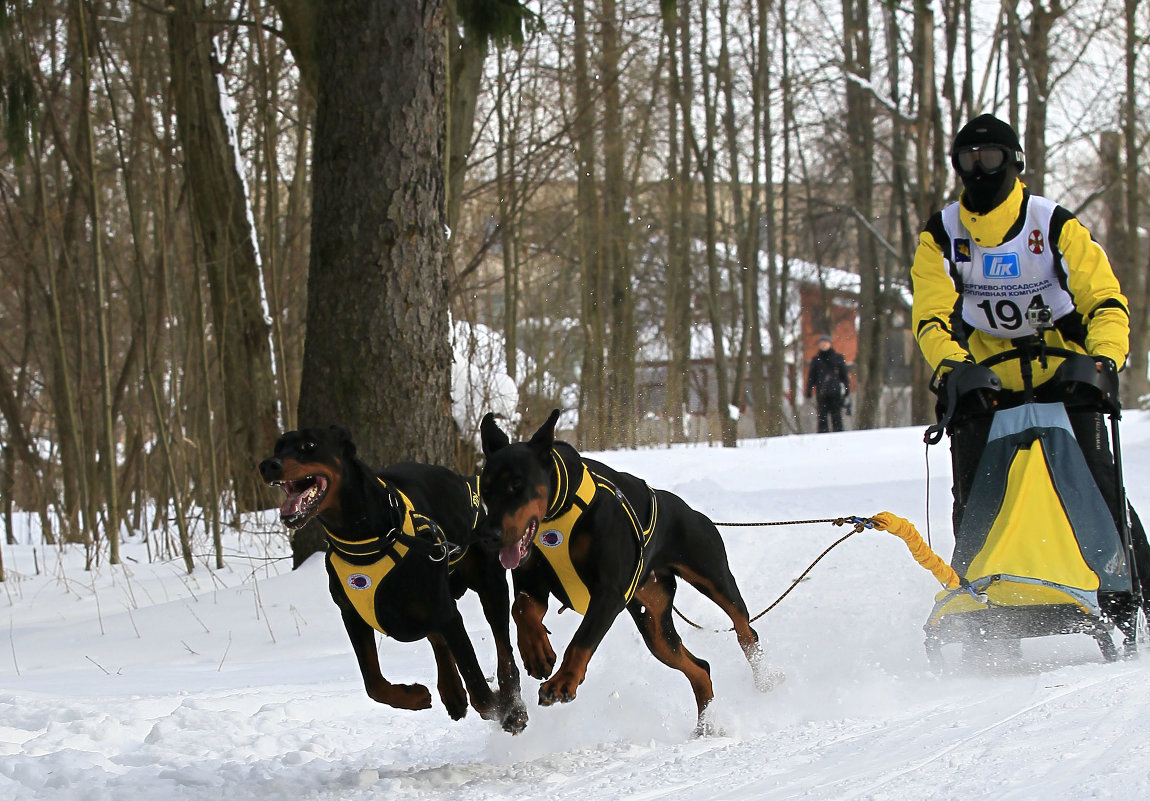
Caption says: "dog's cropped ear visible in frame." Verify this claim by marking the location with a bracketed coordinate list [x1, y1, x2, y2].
[526, 409, 561, 455]
[480, 413, 510, 456]
[329, 424, 356, 457]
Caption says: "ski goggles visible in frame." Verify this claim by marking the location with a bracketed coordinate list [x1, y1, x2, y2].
[952, 144, 1019, 176]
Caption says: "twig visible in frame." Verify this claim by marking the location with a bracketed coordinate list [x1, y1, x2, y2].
[92, 575, 105, 636]
[8, 612, 19, 676]
[217, 633, 232, 672]
[250, 570, 276, 644]
[186, 604, 211, 634]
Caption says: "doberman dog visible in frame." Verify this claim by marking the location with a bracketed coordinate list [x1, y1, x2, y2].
[479, 410, 780, 734]
[259, 426, 527, 734]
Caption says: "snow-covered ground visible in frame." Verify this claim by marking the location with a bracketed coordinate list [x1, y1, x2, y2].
[4, 415, 1150, 800]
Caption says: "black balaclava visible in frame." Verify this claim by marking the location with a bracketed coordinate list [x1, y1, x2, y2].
[951, 114, 1024, 214]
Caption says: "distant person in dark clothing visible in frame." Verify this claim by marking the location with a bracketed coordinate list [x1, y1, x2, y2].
[806, 335, 850, 433]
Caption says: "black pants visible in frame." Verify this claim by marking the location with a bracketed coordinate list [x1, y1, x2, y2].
[816, 395, 844, 433]
[950, 407, 1150, 606]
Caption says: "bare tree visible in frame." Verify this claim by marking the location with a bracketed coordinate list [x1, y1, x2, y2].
[168, 0, 279, 514]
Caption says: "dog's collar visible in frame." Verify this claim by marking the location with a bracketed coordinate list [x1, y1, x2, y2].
[325, 478, 463, 569]
[324, 478, 415, 562]
[545, 447, 588, 519]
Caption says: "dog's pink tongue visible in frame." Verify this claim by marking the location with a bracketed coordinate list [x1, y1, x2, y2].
[280, 491, 305, 519]
[499, 545, 522, 570]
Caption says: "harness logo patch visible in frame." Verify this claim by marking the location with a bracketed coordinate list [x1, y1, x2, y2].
[539, 529, 564, 548]
[347, 574, 372, 590]
[954, 238, 971, 263]
[983, 252, 1020, 278]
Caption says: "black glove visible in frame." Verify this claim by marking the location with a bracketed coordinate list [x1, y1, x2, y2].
[1094, 355, 1117, 374]
[925, 359, 1002, 445]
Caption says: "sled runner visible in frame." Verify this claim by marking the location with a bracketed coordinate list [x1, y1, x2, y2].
[922, 343, 1143, 668]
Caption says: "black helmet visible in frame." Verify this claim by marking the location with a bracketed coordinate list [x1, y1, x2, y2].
[951, 114, 1025, 174]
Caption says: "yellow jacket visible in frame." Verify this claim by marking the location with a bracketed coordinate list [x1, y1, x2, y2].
[911, 179, 1129, 391]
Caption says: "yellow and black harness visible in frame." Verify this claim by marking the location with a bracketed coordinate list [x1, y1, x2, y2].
[326, 477, 480, 635]
[534, 449, 659, 614]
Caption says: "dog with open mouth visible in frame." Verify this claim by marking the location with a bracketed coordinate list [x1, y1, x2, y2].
[260, 425, 527, 733]
[479, 410, 781, 735]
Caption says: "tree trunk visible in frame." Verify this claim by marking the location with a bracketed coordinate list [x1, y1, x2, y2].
[73, 0, 121, 565]
[699, 6, 736, 447]
[168, 0, 279, 513]
[1023, 1, 1065, 196]
[299, 0, 452, 461]
[842, 0, 882, 429]
[574, 0, 606, 449]
[1122, 0, 1148, 404]
[663, 3, 690, 444]
[602, 0, 635, 448]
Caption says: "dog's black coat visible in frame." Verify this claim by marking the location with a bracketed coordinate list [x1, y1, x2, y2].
[259, 426, 526, 733]
[479, 410, 775, 732]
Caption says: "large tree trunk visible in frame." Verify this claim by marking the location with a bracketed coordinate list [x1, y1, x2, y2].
[168, 0, 278, 513]
[298, 2, 452, 460]
[291, 1, 452, 564]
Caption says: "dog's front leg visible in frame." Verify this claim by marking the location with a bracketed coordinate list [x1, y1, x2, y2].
[538, 594, 622, 706]
[476, 568, 528, 733]
[343, 609, 432, 710]
[427, 634, 468, 721]
[512, 591, 556, 679]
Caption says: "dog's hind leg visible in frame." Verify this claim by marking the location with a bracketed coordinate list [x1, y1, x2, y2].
[675, 563, 784, 692]
[428, 634, 469, 720]
[627, 573, 716, 734]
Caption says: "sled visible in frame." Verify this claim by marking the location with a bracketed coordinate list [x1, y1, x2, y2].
[921, 343, 1143, 670]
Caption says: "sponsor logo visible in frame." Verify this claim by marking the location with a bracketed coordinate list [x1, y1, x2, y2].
[954, 238, 971, 263]
[983, 252, 1020, 278]
[539, 529, 564, 548]
[1028, 229, 1045, 254]
[347, 574, 372, 590]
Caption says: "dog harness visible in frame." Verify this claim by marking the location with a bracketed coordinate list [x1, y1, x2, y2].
[535, 449, 658, 614]
[326, 478, 473, 635]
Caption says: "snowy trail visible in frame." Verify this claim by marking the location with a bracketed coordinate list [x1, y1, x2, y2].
[4, 417, 1150, 800]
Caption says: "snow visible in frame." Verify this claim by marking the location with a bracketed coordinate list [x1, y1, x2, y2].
[5, 414, 1150, 800]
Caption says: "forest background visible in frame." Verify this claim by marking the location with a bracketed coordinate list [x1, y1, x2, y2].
[1, 0, 1148, 571]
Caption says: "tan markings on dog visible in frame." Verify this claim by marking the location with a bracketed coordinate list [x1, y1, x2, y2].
[632, 576, 714, 716]
[279, 459, 342, 517]
[499, 487, 548, 546]
[674, 565, 760, 658]
[567, 527, 593, 563]
[512, 592, 555, 679]
[540, 645, 593, 704]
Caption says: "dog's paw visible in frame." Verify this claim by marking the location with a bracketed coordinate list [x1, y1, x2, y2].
[751, 660, 786, 693]
[753, 665, 786, 692]
[538, 676, 578, 706]
[520, 645, 556, 680]
[500, 698, 529, 734]
[375, 682, 433, 711]
[444, 696, 469, 721]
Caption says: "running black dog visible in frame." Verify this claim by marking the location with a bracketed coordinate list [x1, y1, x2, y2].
[259, 426, 527, 734]
[479, 410, 779, 733]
